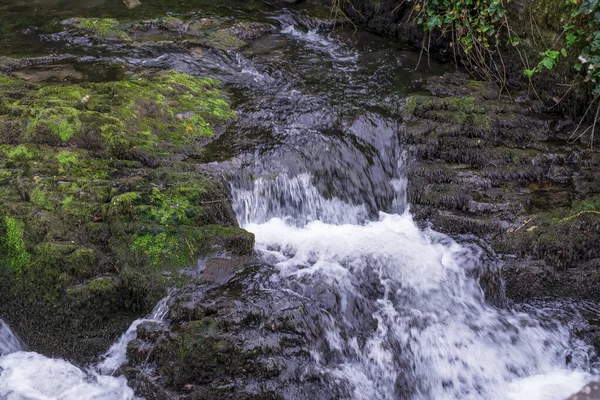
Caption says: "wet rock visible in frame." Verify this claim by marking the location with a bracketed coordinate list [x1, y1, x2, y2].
[0, 71, 244, 363]
[62, 18, 131, 41]
[226, 22, 277, 40]
[403, 72, 600, 302]
[566, 382, 600, 400]
[124, 265, 350, 400]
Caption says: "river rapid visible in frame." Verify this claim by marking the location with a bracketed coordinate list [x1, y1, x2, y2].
[0, 2, 598, 399]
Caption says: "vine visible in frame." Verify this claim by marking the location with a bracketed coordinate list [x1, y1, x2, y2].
[398, 0, 600, 148]
[401, 0, 514, 90]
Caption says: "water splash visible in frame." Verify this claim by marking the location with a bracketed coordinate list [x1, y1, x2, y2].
[0, 320, 137, 400]
[96, 296, 170, 375]
[235, 173, 599, 400]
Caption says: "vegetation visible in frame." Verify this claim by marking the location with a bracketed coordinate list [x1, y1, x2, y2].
[2, 216, 29, 275]
[391, 0, 600, 147]
[0, 70, 252, 361]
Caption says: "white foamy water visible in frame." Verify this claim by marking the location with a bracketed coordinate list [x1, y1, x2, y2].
[0, 352, 137, 400]
[0, 320, 138, 400]
[0, 296, 168, 399]
[233, 174, 599, 400]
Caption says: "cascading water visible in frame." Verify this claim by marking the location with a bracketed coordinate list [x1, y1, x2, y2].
[232, 173, 599, 400]
[0, 297, 169, 400]
[0, 320, 138, 399]
[0, 4, 598, 399]
[96, 296, 170, 375]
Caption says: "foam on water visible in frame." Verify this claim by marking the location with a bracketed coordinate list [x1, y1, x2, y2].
[0, 352, 137, 400]
[234, 174, 599, 400]
[0, 296, 169, 399]
[0, 320, 138, 400]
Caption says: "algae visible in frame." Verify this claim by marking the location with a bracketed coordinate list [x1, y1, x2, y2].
[0, 70, 250, 362]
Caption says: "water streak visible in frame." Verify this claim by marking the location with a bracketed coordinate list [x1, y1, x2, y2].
[0, 320, 24, 355]
[96, 296, 170, 375]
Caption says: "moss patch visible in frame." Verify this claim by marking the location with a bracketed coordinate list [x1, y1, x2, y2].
[0, 70, 250, 363]
[64, 18, 131, 40]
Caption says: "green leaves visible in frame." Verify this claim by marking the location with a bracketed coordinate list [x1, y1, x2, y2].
[413, 0, 508, 57]
[425, 15, 443, 31]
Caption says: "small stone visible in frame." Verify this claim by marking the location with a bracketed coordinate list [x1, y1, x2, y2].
[176, 111, 195, 119]
[123, 0, 141, 9]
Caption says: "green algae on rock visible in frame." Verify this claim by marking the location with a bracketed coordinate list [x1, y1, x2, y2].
[0, 70, 251, 363]
[63, 18, 131, 40]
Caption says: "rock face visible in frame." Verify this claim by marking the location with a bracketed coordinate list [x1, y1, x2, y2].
[122, 264, 345, 400]
[567, 382, 600, 400]
[0, 71, 253, 363]
[401, 72, 600, 303]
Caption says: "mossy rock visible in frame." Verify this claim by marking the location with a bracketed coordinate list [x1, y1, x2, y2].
[63, 18, 131, 41]
[0, 70, 252, 363]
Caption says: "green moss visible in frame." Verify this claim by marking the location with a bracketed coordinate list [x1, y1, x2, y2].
[56, 151, 79, 173]
[87, 276, 117, 293]
[106, 192, 143, 219]
[30, 187, 54, 211]
[0, 72, 235, 158]
[149, 187, 194, 224]
[68, 18, 130, 40]
[4, 144, 34, 161]
[570, 199, 600, 212]
[403, 96, 419, 117]
[0, 70, 243, 333]
[3, 216, 30, 275]
[205, 29, 246, 49]
[132, 232, 190, 272]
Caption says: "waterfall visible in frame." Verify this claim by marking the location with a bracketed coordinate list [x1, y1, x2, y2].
[231, 173, 598, 400]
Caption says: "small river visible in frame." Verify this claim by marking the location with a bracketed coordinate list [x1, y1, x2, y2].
[0, 1, 598, 399]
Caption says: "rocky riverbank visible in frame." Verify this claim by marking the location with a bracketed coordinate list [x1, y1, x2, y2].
[0, 69, 254, 363]
[401, 71, 600, 303]
[0, 1, 599, 399]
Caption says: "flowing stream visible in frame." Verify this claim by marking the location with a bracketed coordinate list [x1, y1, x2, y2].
[0, 4, 599, 400]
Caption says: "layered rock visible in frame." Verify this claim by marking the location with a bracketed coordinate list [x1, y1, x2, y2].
[402, 72, 600, 302]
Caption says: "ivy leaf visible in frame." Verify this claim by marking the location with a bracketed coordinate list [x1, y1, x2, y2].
[426, 15, 443, 30]
[540, 58, 555, 70]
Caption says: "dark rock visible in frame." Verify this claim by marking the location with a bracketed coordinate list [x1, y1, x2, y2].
[402, 72, 600, 303]
[124, 264, 349, 400]
[566, 382, 600, 400]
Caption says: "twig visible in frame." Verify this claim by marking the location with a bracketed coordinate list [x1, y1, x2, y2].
[561, 210, 600, 222]
[201, 199, 226, 204]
